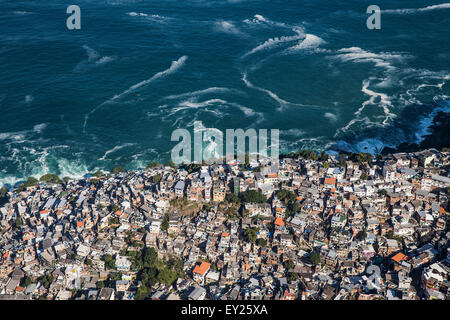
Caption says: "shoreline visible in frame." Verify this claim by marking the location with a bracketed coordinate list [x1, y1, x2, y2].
[2, 111, 449, 189]
[381, 111, 450, 155]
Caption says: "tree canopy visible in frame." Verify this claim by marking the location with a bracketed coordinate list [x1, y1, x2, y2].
[111, 166, 126, 174]
[240, 190, 266, 203]
[244, 227, 259, 243]
[40, 174, 62, 184]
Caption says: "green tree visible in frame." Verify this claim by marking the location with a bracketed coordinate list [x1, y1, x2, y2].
[244, 153, 250, 168]
[14, 217, 23, 226]
[310, 251, 321, 265]
[23, 276, 32, 287]
[161, 213, 169, 231]
[143, 247, 157, 267]
[151, 175, 161, 184]
[256, 238, 267, 247]
[244, 227, 259, 243]
[299, 149, 319, 160]
[16, 177, 39, 192]
[319, 151, 329, 161]
[41, 274, 54, 289]
[40, 174, 62, 184]
[355, 152, 372, 163]
[93, 170, 104, 177]
[146, 161, 160, 169]
[288, 272, 298, 282]
[111, 166, 126, 174]
[165, 160, 177, 169]
[156, 267, 178, 286]
[109, 217, 120, 225]
[357, 228, 367, 241]
[240, 190, 266, 203]
[0, 186, 9, 202]
[135, 285, 149, 300]
[285, 260, 295, 270]
[225, 193, 239, 204]
[103, 254, 116, 270]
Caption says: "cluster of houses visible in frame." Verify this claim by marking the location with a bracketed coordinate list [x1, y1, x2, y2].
[0, 148, 449, 300]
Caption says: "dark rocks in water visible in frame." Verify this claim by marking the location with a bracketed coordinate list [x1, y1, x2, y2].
[382, 111, 450, 154]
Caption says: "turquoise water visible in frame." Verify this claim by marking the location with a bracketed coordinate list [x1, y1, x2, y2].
[1, 0, 449, 186]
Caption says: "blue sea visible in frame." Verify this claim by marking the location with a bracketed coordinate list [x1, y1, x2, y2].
[1, 0, 449, 186]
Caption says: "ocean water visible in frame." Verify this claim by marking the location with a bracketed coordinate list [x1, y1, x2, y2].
[1, 0, 449, 187]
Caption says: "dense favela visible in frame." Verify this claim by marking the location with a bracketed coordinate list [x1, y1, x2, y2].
[0, 148, 449, 301]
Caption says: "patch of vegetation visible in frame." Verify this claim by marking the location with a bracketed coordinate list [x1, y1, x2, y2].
[276, 189, 300, 218]
[16, 177, 39, 192]
[103, 254, 116, 270]
[40, 274, 54, 289]
[179, 163, 201, 173]
[225, 193, 240, 204]
[161, 213, 169, 231]
[93, 170, 104, 177]
[240, 190, 266, 203]
[165, 160, 177, 169]
[40, 174, 62, 184]
[125, 247, 184, 300]
[256, 238, 267, 247]
[151, 175, 161, 184]
[310, 251, 321, 265]
[0, 187, 9, 205]
[111, 166, 126, 174]
[146, 161, 161, 169]
[244, 227, 259, 243]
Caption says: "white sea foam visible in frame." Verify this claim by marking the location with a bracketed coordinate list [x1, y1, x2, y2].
[126, 12, 172, 23]
[162, 87, 240, 101]
[331, 138, 388, 155]
[0, 123, 47, 142]
[99, 143, 136, 161]
[83, 45, 100, 62]
[242, 27, 304, 58]
[127, 12, 148, 17]
[75, 45, 116, 72]
[324, 112, 338, 122]
[285, 34, 325, 53]
[242, 72, 317, 111]
[415, 102, 450, 144]
[336, 79, 395, 137]
[177, 98, 227, 110]
[25, 95, 34, 103]
[110, 56, 187, 102]
[12, 11, 35, 15]
[83, 55, 188, 133]
[214, 20, 246, 36]
[243, 14, 290, 28]
[95, 56, 116, 65]
[33, 123, 47, 133]
[383, 3, 450, 14]
[333, 47, 407, 71]
[282, 129, 306, 137]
